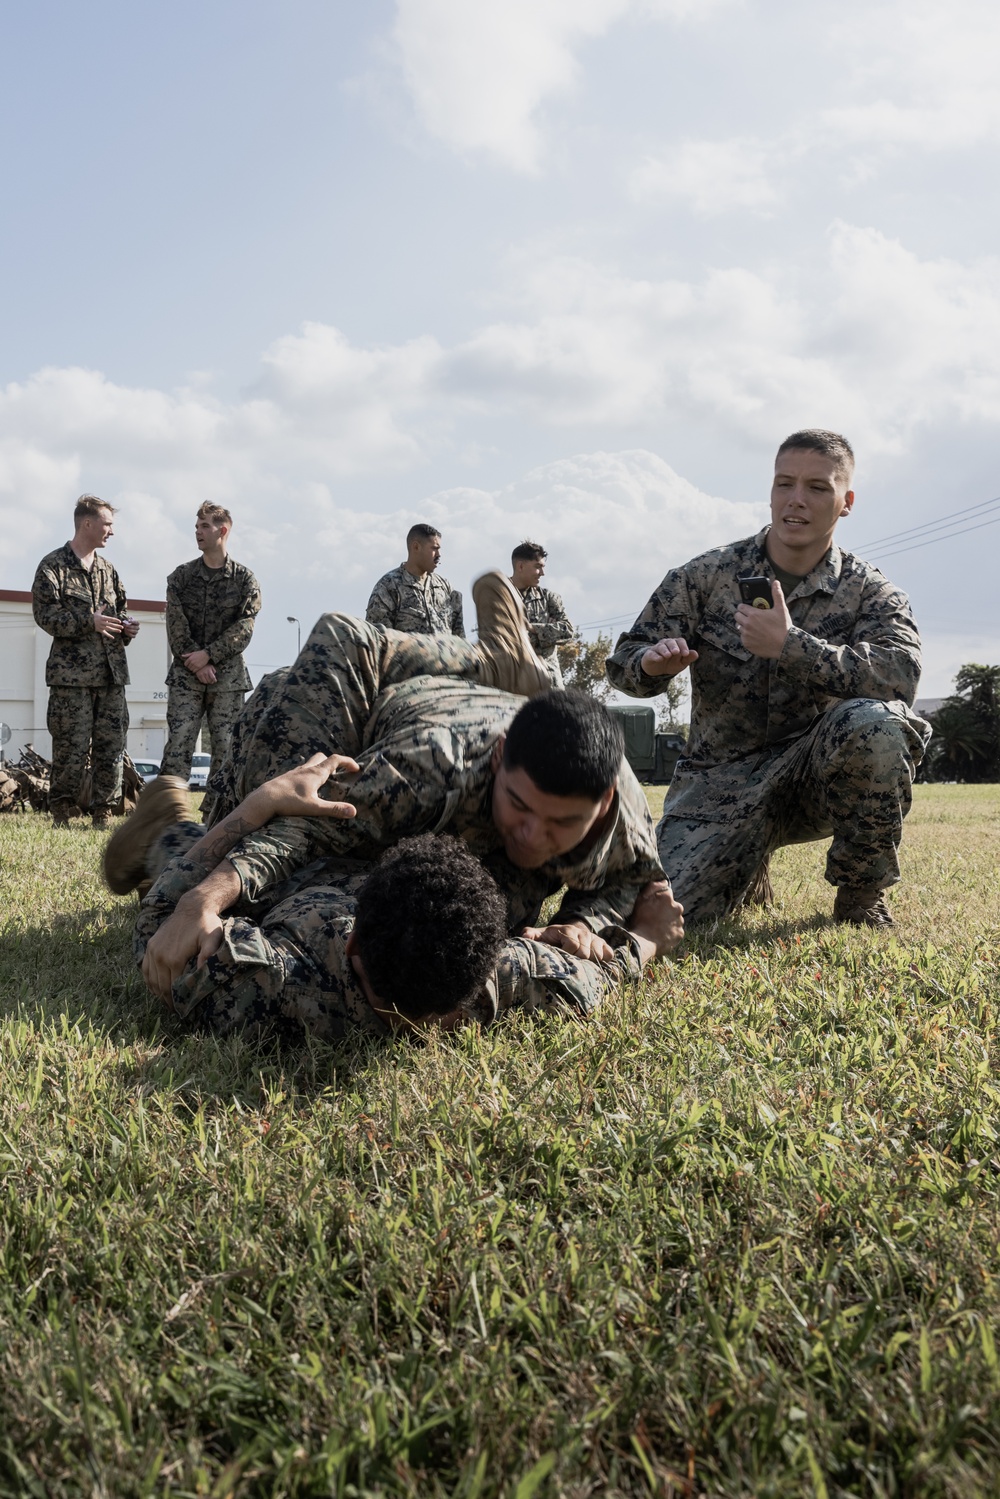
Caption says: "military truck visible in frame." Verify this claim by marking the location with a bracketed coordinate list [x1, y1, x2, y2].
[606, 704, 685, 785]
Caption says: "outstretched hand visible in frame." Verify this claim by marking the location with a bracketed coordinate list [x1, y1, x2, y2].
[248, 752, 362, 821]
[519, 922, 614, 963]
[640, 637, 699, 678]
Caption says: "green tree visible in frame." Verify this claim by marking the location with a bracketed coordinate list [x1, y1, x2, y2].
[556, 631, 688, 732]
[557, 632, 613, 701]
[925, 663, 1000, 781]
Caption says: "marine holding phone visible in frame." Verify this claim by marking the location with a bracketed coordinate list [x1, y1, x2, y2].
[606, 429, 932, 931]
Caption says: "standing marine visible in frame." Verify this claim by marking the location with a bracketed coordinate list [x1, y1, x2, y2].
[366, 523, 464, 636]
[510, 539, 575, 688]
[606, 429, 931, 928]
[31, 494, 140, 829]
[160, 503, 261, 816]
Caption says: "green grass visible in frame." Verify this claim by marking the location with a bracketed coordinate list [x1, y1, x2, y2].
[1, 786, 1000, 1497]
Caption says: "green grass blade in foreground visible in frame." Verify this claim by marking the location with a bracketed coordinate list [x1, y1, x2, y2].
[0, 787, 999, 1495]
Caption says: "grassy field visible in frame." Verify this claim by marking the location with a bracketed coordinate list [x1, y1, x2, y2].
[1, 786, 1000, 1497]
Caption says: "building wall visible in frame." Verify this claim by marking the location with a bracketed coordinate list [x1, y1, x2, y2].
[0, 590, 172, 763]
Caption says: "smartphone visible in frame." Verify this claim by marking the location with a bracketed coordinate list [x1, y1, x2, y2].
[738, 575, 773, 610]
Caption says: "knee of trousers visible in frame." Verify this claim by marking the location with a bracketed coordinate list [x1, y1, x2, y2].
[820, 699, 925, 777]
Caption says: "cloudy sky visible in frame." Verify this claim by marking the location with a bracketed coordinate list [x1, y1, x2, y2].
[2, 0, 998, 693]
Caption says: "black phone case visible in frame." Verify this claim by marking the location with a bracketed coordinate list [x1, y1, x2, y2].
[738, 576, 773, 609]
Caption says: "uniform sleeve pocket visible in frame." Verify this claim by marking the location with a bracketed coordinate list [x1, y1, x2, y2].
[698, 613, 752, 663]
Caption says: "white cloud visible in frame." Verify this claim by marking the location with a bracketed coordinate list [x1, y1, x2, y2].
[308, 447, 764, 626]
[625, 0, 1000, 217]
[824, 0, 1000, 154]
[443, 226, 1000, 443]
[389, 0, 732, 170]
[629, 137, 782, 214]
[3, 223, 1000, 606]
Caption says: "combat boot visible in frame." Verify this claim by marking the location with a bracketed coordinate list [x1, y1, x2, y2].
[51, 801, 74, 830]
[91, 808, 115, 832]
[471, 571, 551, 697]
[102, 775, 195, 895]
[833, 884, 894, 928]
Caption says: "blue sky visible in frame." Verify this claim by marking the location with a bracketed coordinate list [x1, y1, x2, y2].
[3, 0, 999, 691]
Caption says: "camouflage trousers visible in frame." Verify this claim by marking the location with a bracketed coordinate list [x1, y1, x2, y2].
[47, 683, 128, 815]
[209, 614, 487, 822]
[659, 698, 932, 925]
[160, 675, 245, 813]
[541, 653, 564, 690]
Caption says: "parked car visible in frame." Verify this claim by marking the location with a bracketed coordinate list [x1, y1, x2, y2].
[188, 752, 212, 791]
[132, 758, 161, 782]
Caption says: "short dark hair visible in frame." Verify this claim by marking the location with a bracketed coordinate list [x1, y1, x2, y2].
[512, 540, 547, 564]
[503, 690, 623, 800]
[406, 523, 440, 546]
[353, 835, 508, 1019]
[775, 430, 855, 481]
[74, 494, 116, 523]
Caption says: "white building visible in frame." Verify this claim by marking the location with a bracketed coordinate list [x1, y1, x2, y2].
[0, 588, 171, 764]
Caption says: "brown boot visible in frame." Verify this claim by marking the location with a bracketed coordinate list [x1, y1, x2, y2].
[51, 800, 75, 830]
[833, 884, 894, 928]
[471, 571, 551, 697]
[91, 808, 115, 832]
[102, 775, 194, 895]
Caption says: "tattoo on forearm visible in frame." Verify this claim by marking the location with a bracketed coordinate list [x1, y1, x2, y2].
[191, 814, 258, 873]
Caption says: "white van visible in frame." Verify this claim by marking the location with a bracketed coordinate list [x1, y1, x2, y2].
[188, 753, 212, 790]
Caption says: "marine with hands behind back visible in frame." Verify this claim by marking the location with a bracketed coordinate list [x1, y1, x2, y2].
[606, 429, 931, 928]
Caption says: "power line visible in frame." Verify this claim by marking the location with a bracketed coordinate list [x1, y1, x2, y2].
[868, 513, 1000, 563]
[855, 493, 1000, 551]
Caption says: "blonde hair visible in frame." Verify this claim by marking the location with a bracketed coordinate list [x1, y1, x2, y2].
[74, 494, 116, 523]
[196, 502, 232, 528]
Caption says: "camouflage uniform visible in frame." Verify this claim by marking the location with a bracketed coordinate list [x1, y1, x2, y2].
[518, 585, 574, 688]
[31, 542, 132, 816]
[134, 824, 643, 1036]
[606, 528, 932, 923]
[208, 613, 664, 933]
[161, 557, 261, 806]
[366, 564, 465, 637]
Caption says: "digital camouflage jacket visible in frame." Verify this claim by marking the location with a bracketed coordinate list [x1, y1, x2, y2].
[518, 586, 574, 659]
[366, 564, 465, 637]
[165, 556, 261, 691]
[223, 675, 665, 934]
[605, 527, 924, 821]
[32, 543, 132, 688]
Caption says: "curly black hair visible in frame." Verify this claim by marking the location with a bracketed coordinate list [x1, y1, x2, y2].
[503, 689, 624, 800]
[352, 834, 509, 1019]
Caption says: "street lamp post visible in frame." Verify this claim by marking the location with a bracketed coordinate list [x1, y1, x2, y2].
[287, 616, 301, 657]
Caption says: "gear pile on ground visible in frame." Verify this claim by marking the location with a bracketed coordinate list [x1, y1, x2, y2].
[0, 743, 145, 817]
